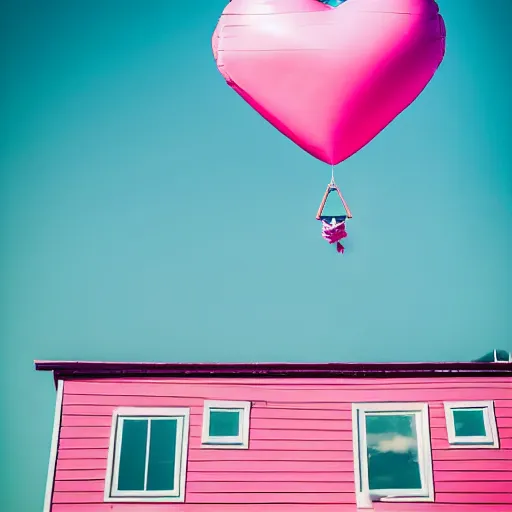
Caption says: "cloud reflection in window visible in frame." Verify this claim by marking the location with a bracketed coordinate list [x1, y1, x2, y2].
[365, 414, 422, 490]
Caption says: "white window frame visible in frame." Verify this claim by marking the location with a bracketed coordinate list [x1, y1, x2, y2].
[201, 400, 251, 449]
[352, 402, 434, 508]
[104, 407, 190, 503]
[444, 400, 499, 449]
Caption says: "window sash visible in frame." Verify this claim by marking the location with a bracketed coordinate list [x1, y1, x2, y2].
[449, 407, 490, 443]
[444, 401, 498, 447]
[204, 408, 244, 444]
[201, 400, 251, 449]
[353, 403, 434, 502]
[111, 416, 184, 498]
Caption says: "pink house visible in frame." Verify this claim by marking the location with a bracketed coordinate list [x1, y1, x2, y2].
[36, 351, 512, 512]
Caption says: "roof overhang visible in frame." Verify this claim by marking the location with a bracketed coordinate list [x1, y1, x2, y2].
[35, 359, 512, 383]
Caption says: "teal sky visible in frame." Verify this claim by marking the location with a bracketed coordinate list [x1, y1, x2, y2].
[1, 0, 511, 510]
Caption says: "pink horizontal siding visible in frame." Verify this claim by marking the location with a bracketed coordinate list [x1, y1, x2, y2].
[52, 376, 512, 510]
[54, 454, 512, 472]
[53, 478, 509, 494]
[48, 506, 512, 512]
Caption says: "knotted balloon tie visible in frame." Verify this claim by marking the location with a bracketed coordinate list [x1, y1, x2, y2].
[321, 220, 347, 254]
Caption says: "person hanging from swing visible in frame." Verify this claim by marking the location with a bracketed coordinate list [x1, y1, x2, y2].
[316, 166, 352, 254]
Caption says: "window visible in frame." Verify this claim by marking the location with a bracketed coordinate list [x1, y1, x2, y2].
[104, 407, 190, 503]
[444, 401, 499, 448]
[352, 403, 434, 506]
[201, 400, 251, 449]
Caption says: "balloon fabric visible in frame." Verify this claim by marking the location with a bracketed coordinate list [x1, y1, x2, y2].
[212, 0, 446, 165]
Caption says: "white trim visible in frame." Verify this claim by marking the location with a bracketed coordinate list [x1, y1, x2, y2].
[352, 402, 434, 504]
[201, 400, 251, 449]
[443, 400, 499, 449]
[352, 405, 373, 509]
[104, 407, 190, 503]
[492, 349, 511, 362]
[143, 418, 151, 490]
[43, 379, 64, 512]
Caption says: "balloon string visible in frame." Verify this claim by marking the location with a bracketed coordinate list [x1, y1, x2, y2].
[330, 164, 335, 186]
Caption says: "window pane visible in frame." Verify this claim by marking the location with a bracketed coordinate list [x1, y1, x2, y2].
[146, 419, 178, 491]
[117, 419, 148, 491]
[365, 414, 422, 491]
[209, 410, 240, 437]
[453, 409, 486, 437]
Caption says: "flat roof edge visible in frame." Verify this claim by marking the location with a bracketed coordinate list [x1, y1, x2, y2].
[34, 360, 512, 379]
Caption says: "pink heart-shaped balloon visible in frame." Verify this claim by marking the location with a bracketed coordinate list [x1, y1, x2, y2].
[213, 0, 446, 165]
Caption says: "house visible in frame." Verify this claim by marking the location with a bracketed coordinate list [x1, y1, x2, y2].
[36, 350, 512, 511]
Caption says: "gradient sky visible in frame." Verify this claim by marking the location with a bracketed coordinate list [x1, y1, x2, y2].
[1, 0, 511, 510]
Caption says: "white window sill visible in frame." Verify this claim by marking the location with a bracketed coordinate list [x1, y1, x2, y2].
[104, 495, 185, 503]
[449, 443, 499, 449]
[356, 492, 434, 509]
[200, 442, 249, 449]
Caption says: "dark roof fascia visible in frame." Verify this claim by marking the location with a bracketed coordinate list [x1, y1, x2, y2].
[34, 360, 512, 382]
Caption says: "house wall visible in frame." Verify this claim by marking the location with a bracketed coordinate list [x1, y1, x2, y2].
[51, 376, 512, 511]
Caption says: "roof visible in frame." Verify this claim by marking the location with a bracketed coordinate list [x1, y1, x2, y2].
[34, 357, 512, 381]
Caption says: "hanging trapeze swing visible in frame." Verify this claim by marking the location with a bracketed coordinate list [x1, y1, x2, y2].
[316, 166, 352, 254]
